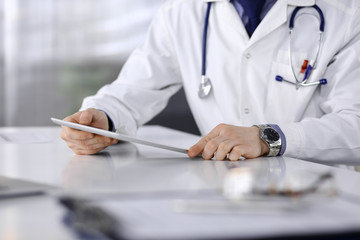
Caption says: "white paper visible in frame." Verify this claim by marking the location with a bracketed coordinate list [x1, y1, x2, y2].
[0, 133, 51, 144]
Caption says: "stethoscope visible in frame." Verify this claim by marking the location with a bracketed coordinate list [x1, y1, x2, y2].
[198, 3, 327, 99]
[275, 4, 327, 89]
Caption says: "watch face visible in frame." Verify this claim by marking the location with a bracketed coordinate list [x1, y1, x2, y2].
[263, 128, 280, 142]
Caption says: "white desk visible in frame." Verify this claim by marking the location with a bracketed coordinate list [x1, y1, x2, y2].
[0, 126, 360, 239]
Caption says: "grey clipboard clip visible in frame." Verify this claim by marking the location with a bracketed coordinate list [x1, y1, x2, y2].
[51, 118, 189, 155]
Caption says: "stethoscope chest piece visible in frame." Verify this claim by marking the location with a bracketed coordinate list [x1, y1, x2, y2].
[198, 76, 212, 98]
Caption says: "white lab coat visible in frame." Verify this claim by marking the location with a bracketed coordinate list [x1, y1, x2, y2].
[81, 0, 360, 163]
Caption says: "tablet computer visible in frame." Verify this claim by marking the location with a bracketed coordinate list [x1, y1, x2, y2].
[51, 118, 188, 155]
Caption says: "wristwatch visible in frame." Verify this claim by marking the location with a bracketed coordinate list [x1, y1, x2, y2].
[255, 124, 281, 157]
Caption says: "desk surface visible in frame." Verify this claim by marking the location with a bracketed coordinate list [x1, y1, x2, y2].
[0, 126, 360, 239]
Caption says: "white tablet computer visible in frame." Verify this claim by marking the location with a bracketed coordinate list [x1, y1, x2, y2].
[51, 118, 188, 155]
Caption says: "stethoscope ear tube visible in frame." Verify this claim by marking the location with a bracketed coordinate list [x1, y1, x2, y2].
[289, 5, 325, 31]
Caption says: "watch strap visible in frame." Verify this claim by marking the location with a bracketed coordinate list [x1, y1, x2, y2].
[268, 124, 286, 156]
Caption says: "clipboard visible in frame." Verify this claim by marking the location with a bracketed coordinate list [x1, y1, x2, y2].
[51, 118, 189, 155]
[0, 176, 54, 199]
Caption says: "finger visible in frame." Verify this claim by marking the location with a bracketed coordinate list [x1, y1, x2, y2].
[215, 139, 237, 160]
[73, 147, 108, 155]
[228, 145, 244, 161]
[78, 110, 94, 126]
[68, 141, 111, 155]
[61, 126, 94, 141]
[202, 136, 228, 160]
[67, 135, 118, 149]
[187, 140, 204, 158]
[63, 111, 82, 124]
[84, 142, 112, 151]
[228, 144, 255, 160]
[89, 136, 117, 145]
[65, 135, 111, 146]
[188, 127, 222, 158]
[61, 112, 94, 140]
[70, 108, 106, 128]
[85, 108, 109, 130]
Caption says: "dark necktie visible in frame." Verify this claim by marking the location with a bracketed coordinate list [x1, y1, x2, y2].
[237, 0, 265, 36]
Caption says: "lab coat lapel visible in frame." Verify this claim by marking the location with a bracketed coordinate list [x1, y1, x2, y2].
[247, 0, 315, 47]
[213, 1, 250, 41]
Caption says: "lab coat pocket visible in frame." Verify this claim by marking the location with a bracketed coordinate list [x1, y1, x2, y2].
[265, 51, 318, 123]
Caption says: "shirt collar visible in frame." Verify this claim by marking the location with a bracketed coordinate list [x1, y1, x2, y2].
[287, 0, 315, 6]
[203, 0, 315, 6]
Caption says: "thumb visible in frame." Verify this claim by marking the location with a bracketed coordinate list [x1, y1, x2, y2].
[78, 110, 93, 125]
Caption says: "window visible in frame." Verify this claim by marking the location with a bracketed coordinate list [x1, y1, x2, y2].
[1, 0, 166, 126]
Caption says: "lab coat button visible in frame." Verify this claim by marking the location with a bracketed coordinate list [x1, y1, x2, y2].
[244, 108, 250, 114]
[245, 53, 251, 59]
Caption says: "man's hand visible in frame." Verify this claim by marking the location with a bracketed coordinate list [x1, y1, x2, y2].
[188, 124, 269, 161]
[60, 108, 118, 155]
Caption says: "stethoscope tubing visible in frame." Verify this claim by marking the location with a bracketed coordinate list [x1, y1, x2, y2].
[288, 4, 325, 86]
[289, 5, 325, 32]
[198, 2, 213, 98]
[199, 3, 327, 98]
[202, 2, 212, 77]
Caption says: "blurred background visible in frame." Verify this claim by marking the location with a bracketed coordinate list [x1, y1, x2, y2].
[0, 0, 200, 134]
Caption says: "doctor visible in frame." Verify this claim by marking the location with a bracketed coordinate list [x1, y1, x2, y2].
[61, 0, 360, 163]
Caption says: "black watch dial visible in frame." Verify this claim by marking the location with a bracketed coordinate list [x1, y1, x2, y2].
[263, 128, 280, 142]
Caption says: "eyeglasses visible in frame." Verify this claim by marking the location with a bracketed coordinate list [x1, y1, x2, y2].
[253, 172, 336, 198]
[223, 168, 336, 201]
